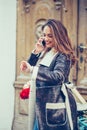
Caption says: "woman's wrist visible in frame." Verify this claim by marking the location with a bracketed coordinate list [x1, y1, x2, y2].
[34, 49, 39, 54]
[32, 49, 41, 54]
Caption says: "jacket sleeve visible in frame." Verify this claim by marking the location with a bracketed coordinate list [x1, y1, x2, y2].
[27, 53, 41, 66]
[36, 54, 71, 85]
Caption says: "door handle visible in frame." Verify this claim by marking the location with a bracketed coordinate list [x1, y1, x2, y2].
[78, 43, 87, 64]
[78, 43, 87, 53]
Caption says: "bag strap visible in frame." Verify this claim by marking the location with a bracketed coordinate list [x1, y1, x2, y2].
[61, 83, 73, 130]
[66, 82, 86, 104]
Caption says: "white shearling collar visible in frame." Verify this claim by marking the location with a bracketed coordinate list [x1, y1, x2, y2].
[39, 49, 58, 67]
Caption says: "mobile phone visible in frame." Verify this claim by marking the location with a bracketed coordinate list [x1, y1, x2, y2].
[42, 40, 46, 46]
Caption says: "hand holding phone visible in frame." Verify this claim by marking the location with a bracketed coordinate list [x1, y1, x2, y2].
[34, 38, 46, 54]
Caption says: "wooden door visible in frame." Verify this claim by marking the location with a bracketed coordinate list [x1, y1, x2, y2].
[77, 0, 87, 85]
[16, 0, 87, 85]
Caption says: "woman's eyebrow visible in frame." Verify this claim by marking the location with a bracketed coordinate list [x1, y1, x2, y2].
[43, 33, 53, 35]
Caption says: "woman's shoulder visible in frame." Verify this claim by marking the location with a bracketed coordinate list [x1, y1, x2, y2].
[55, 53, 71, 64]
[57, 52, 69, 59]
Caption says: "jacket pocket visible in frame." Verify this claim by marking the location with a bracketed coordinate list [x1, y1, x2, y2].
[46, 102, 67, 127]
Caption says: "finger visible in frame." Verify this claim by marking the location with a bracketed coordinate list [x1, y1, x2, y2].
[20, 63, 27, 71]
[21, 61, 28, 68]
[38, 38, 44, 44]
[21, 61, 27, 65]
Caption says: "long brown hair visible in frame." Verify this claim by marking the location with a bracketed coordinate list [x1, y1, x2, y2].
[42, 19, 77, 65]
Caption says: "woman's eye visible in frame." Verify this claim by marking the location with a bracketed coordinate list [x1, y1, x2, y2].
[43, 34, 53, 38]
[48, 34, 53, 38]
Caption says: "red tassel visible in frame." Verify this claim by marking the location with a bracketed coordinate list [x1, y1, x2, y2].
[20, 87, 30, 99]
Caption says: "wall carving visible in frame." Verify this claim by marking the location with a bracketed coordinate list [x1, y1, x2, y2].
[35, 19, 46, 42]
[22, 0, 68, 13]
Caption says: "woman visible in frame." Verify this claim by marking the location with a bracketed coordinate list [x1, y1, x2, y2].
[20, 19, 79, 130]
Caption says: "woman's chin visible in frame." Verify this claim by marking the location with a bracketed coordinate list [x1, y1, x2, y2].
[46, 45, 52, 48]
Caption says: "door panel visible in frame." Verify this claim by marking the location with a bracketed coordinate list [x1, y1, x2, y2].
[77, 0, 87, 85]
[61, 0, 78, 84]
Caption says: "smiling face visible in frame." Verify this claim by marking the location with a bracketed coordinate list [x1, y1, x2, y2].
[42, 26, 56, 49]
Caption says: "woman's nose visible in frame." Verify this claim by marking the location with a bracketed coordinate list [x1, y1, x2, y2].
[44, 36, 49, 42]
